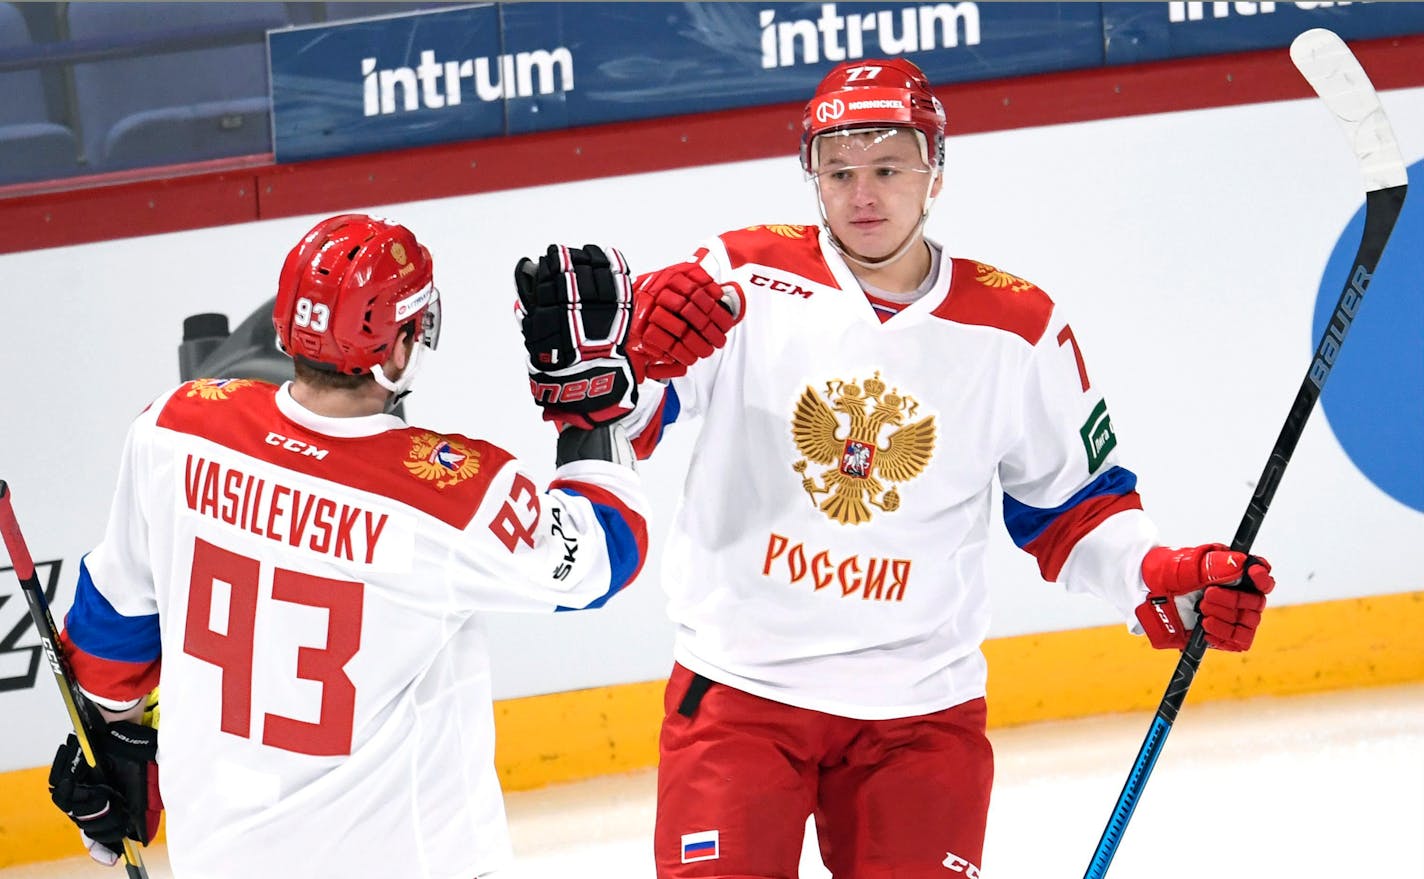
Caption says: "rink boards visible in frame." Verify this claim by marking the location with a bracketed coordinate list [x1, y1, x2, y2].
[0, 591, 1420, 866]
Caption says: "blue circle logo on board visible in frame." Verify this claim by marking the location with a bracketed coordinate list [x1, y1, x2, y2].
[1313, 158, 1422, 513]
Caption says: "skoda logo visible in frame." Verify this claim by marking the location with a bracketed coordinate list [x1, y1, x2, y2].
[815, 99, 844, 123]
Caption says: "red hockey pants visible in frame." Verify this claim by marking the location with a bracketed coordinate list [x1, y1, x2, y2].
[654, 663, 993, 878]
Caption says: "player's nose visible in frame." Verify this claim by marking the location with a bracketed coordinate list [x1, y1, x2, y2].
[850, 177, 878, 205]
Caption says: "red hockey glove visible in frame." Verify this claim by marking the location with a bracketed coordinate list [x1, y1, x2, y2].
[1136, 544, 1275, 652]
[515, 244, 640, 430]
[629, 261, 745, 380]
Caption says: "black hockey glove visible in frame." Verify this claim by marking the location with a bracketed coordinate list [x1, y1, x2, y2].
[49, 720, 161, 859]
[515, 244, 640, 430]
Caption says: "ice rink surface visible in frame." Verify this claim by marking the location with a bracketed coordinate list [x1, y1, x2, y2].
[7, 682, 1421, 878]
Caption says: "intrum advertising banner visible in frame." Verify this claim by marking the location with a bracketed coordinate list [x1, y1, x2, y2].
[270, 2, 1104, 161]
[1105, 1, 1424, 65]
[270, 4, 504, 162]
[268, 2, 1424, 163]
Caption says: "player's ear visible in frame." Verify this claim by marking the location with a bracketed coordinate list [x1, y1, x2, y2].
[386, 325, 415, 376]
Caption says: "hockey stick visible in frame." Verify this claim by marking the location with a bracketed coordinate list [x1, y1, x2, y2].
[1082, 29, 1408, 879]
[0, 481, 150, 879]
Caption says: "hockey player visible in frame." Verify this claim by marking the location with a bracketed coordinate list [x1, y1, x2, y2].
[45, 215, 649, 878]
[527, 59, 1277, 878]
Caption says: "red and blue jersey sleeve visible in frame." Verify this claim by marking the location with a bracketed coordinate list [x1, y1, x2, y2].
[547, 478, 649, 609]
[60, 556, 162, 703]
[626, 382, 683, 459]
[451, 457, 650, 614]
[996, 296, 1154, 604]
[59, 392, 173, 704]
[1003, 466, 1143, 581]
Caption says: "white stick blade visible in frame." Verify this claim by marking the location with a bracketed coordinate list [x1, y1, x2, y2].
[1290, 28, 1408, 191]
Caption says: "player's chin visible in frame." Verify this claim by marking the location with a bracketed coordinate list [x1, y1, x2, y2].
[844, 234, 899, 262]
[834, 223, 882, 248]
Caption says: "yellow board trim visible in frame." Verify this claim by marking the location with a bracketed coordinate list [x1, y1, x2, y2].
[4, 591, 1421, 867]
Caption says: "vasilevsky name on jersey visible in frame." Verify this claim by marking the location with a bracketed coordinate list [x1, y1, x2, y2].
[622, 224, 1158, 720]
[182, 455, 392, 564]
[60, 379, 648, 879]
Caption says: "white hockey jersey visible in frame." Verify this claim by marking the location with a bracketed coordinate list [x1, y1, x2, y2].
[62, 379, 648, 879]
[625, 225, 1158, 720]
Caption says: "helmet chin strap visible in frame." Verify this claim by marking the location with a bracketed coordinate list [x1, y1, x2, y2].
[815, 174, 940, 271]
[372, 341, 427, 414]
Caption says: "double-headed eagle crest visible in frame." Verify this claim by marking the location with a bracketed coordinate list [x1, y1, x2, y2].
[186, 378, 255, 401]
[974, 262, 1036, 293]
[791, 372, 935, 525]
[404, 431, 481, 489]
[743, 224, 811, 239]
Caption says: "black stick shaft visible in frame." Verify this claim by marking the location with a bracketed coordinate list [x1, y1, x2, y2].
[0, 481, 150, 879]
[1084, 183, 1407, 879]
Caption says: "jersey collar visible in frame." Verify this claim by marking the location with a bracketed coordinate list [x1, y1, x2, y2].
[275, 382, 407, 438]
[819, 227, 954, 327]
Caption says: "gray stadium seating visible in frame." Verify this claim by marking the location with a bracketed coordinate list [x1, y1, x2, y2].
[0, 2, 80, 185]
[66, 2, 289, 171]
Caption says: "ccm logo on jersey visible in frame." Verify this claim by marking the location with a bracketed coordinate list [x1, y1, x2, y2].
[749, 272, 815, 299]
[942, 851, 981, 877]
[530, 374, 618, 404]
[265, 432, 329, 460]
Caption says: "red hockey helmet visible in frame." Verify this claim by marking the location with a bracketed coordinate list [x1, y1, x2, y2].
[800, 58, 946, 176]
[274, 214, 439, 376]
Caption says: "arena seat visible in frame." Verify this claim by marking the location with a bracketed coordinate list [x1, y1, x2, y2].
[66, 2, 289, 171]
[0, 2, 80, 185]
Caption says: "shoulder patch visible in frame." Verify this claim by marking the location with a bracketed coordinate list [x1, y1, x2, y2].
[182, 378, 264, 401]
[401, 431, 499, 492]
[158, 379, 275, 423]
[157, 384, 513, 529]
[721, 224, 837, 287]
[930, 259, 1054, 344]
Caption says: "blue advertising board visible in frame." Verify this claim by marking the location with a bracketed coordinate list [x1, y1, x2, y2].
[495, 2, 1103, 134]
[267, 1, 1424, 164]
[269, 2, 1103, 161]
[1104, 1, 1424, 65]
[270, 4, 503, 163]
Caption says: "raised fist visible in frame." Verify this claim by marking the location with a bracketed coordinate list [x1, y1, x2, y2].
[629, 261, 745, 380]
[515, 244, 640, 430]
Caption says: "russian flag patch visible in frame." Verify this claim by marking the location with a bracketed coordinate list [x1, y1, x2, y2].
[681, 829, 720, 863]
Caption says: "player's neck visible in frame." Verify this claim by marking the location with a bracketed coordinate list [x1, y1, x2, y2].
[290, 380, 392, 418]
[848, 239, 933, 294]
